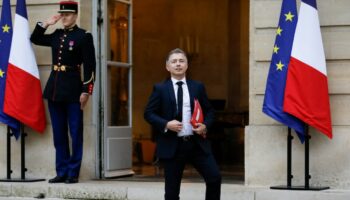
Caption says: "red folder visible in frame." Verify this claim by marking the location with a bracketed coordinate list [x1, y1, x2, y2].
[190, 99, 204, 127]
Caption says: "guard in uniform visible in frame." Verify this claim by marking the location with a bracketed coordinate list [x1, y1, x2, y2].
[30, 1, 95, 184]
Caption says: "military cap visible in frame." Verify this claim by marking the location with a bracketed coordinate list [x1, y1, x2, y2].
[58, 1, 78, 13]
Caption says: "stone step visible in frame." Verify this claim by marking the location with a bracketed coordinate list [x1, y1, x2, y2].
[0, 198, 65, 200]
[1, 181, 350, 200]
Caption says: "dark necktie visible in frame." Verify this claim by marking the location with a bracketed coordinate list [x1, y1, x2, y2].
[176, 81, 184, 121]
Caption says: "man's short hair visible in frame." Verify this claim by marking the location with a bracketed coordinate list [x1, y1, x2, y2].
[166, 48, 188, 63]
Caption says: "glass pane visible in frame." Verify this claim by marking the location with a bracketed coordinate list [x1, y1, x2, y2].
[108, 65, 129, 126]
[108, 0, 129, 62]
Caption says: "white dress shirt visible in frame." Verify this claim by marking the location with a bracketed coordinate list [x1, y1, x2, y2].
[171, 77, 193, 137]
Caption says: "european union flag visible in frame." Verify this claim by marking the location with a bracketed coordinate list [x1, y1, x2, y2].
[0, 0, 20, 139]
[262, 0, 305, 142]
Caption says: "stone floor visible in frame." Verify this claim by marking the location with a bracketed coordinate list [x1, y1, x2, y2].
[0, 164, 349, 200]
[0, 198, 64, 200]
[1, 180, 350, 200]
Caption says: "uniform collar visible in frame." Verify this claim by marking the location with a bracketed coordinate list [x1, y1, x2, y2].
[64, 24, 78, 32]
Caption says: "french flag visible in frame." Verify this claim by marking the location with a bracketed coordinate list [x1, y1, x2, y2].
[4, 0, 46, 133]
[284, 0, 332, 138]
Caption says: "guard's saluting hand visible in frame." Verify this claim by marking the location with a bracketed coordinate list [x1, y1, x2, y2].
[43, 14, 61, 28]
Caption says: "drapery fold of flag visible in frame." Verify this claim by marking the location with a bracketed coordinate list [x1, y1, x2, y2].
[0, 0, 21, 139]
[262, 0, 305, 142]
[4, 0, 46, 133]
[284, 0, 332, 139]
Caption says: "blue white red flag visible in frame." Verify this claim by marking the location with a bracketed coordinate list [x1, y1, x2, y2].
[284, 0, 332, 139]
[262, 0, 306, 142]
[4, 0, 46, 133]
[0, 0, 21, 138]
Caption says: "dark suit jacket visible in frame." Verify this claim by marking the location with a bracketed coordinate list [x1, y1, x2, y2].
[144, 78, 215, 159]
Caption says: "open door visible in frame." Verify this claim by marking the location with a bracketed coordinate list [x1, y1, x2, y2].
[101, 0, 133, 178]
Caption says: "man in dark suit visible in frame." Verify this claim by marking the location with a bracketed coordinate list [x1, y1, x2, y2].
[144, 48, 221, 200]
[30, 1, 95, 184]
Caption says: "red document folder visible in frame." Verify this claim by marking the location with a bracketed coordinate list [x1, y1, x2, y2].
[190, 99, 204, 127]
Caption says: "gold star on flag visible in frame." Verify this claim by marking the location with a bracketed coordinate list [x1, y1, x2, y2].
[0, 69, 5, 78]
[2, 24, 11, 33]
[276, 27, 283, 36]
[285, 11, 295, 22]
[276, 61, 285, 71]
[273, 45, 280, 54]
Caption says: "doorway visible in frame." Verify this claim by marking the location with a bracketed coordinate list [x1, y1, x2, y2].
[131, 0, 249, 182]
[99, 0, 134, 178]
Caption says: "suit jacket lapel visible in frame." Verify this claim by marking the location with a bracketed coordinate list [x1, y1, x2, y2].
[166, 79, 177, 116]
[187, 79, 195, 113]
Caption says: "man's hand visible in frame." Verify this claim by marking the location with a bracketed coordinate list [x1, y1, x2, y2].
[80, 93, 89, 110]
[192, 123, 207, 138]
[166, 120, 183, 133]
[43, 14, 62, 28]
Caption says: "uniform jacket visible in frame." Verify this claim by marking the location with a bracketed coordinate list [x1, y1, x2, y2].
[144, 79, 215, 159]
[30, 23, 96, 102]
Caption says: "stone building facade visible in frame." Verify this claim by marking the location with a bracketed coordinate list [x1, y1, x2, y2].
[0, 0, 349, 189]
[247, 0, 350, 188]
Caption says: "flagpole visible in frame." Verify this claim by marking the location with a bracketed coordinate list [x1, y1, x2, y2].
[20, 124, 27, 179]
[302, 125, 330, 190]
[304, 125, 310, 189]
[18, 124, 45, 182]
[271, 126, 330, 190]
[0, 124, 45, 182]
[287, 127, 293, 187]
[0, 126, 14, 182]
[270, 127, 294, 190]
[6, 126, 13, 179]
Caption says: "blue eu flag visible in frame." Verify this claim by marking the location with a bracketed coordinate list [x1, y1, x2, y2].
[262, 0, 305, 142]
[0, 0, 20, 139]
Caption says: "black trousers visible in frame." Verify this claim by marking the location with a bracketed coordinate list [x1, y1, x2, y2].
[162, 137, 221, 200]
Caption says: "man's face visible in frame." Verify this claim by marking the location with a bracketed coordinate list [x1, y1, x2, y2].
[166, 53, 188, 79]
[60, 13, 77, 28]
